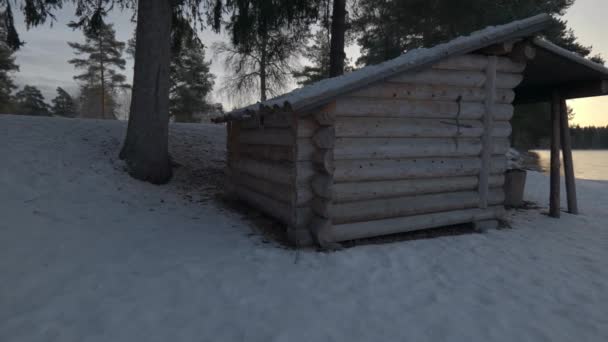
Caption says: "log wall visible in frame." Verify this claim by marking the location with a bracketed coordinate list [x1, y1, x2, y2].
[227, 111, 315, 245]
[296, 53, 524, 245]
[228, 53, 524, 247]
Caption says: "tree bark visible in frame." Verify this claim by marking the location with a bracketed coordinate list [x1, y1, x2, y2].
[329, 0, 346, 77]
[99, 33, 106, 119]
[259, 32, 268, 101]
[119, 0, 173, 184]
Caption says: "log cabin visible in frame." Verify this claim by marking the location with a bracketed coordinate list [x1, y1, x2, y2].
[213, 14, 608, 248]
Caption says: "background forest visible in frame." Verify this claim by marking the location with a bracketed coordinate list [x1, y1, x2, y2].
[1, 0, 606, 149]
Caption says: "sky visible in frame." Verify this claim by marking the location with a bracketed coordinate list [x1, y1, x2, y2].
[10, 0, 608, 127]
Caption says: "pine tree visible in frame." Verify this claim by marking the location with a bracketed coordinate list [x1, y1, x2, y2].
[2, 0, 315, 184]
[292, 30, 331, 86]
[51, 87, 77, 117]
[329, 0, 346, 77]
[220, 0, 320, 102]
[128, 32, 216, 123]
[0, 9, 18, 113]
[14, 85, 50, 116]
[352, 0, 603, 66]
[68, 22, 128, 120]
[170, 39, 215, 122]
[215, 26, 309, 103]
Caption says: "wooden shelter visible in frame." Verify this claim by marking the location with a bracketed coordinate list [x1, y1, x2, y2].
[214, 14, 608, 248]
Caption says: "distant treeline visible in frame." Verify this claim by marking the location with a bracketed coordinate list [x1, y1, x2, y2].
[511, 103, 608, 150]
[570, 126, 608, 149]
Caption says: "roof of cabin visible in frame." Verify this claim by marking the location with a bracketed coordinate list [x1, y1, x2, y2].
[215, 13, 608, 122]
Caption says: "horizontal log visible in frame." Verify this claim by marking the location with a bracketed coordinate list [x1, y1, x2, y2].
[233, 158, 293, 185]
[331, 97, 513, 120]
[330, 206, 505, 242]
[331, 189, 504, 224]
[240, 112, 295, 129]
[334, 137, 510, 160]
[349, 83, 515, 104]
[335, 117, 511, 138]
[296, 138, 315, 161]
[479, 41, 515, 55]
[313, 127, 336, 148]
[313, 149, 334, 174]
[334, 175, 505, 202]
[496, 72, 524, 89]
[314, 111, 336, 125]
[390, 69, 523, 89]
[391, 69, 485, 87]
[239, 128, 294, 146]
[239, 144, 295, 162]
[334, 156, 507, 182]
[296, 161, 316, 184]
[233, 186, 293, 225]
[311, 174, 333, 199]
[431, 54, 526, 73]
[510, 42, 536, 64]
[297, 118, 318, 137]
[234, 171, 312, 205]
[311, 197, 332, 218]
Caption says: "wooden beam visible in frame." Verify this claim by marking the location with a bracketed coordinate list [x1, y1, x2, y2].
[560, 98, 579, 214]
[550, 91, 561, 218]
[479, 56, 497, 208]
[515, 80, 608, 104]
[480, 41, 515, 55]
[509, 41, 536, 64]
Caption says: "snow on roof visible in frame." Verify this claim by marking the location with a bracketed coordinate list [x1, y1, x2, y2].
[215, 13, 553, 122]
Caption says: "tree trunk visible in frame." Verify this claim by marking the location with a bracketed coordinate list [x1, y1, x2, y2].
[260, 33, 268, 101]
[119, 0, 173, 184]
[99, 35, 106, 119]
[329, 0, 346, 77]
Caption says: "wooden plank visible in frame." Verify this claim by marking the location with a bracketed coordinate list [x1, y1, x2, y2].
[389, 69, 523, 88]
[509, 41, 536, 64]
[233, 186, 293, 225]
[550, 91, 561, 218]
[496, 73, 524, 88]
[349, 83, 516, 104]
[560, 98, 578, 214]
[313, 149, 334, 174]
[479, 41, 515, 55]
[330, 206, 505, 242]
[334, 117, 511, 138]
[239, 144, 295, 162]
[311, 174, 334, 199]
[431, 54, 525, 73]
[331, 189, 505, 224]
[334, 175, 504, 202]
[334, 156, 507, 182]
[334, 137, 510, 160]
[236, 172, 290, 203]
[239, 128, 293, 146]
[297, 118, 318, 137]
[331, 97, 514, 120]
[296, 138, 315, 161]
[234, 158, 293, 185]
[479, 56, 497, 209]
[390, 69, 486, 87]
[313, 127, 336, 148]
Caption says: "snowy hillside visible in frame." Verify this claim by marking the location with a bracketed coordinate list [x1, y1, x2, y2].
[1, 115, 607, 342]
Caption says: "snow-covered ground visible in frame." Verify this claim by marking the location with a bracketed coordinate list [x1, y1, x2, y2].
[1, 115, 607, 342]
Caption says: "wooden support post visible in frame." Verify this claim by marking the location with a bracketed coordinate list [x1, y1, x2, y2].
[560, 98, 579, 214]
[550, 92, 561, 218]
[479, 56, 497, 208]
